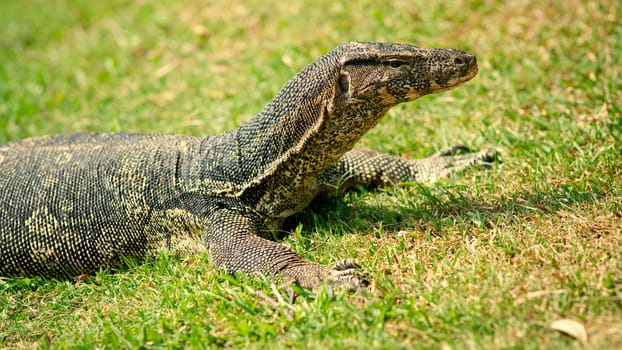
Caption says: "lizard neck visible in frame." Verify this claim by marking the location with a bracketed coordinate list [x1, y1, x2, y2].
[179, 49, 346, 197]
[232, 49, 343, 182]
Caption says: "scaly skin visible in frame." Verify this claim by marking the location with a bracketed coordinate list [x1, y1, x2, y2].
[0, 42, 495, 290]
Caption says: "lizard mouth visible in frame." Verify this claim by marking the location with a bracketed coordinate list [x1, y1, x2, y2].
[463, 56, 478, 81]
[452, 54, 478, 84]
[429, 55, 478, 94]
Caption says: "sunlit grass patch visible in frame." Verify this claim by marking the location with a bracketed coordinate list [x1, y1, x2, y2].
[1, 0, 620, 348]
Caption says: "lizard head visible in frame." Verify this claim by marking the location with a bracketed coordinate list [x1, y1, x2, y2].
[235, 42, 479, 187]
[332, 41, 478, 108]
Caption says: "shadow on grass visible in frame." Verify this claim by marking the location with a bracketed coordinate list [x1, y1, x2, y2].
[286, 181, 611, 238]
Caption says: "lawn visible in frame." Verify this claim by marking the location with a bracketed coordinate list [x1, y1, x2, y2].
[1, 0, 620, 348]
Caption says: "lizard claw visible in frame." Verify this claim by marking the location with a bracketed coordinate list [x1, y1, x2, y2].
[433, 144, 500, 164]
[324, 259, 369, 291]
[333, 259, 361, 272]
[411, 146, 500, 183]
[281, 260, 368, 292]
[433, 144, 473, 157]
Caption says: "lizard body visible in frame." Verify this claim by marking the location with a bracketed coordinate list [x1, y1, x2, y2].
[0, 42, 495, 289]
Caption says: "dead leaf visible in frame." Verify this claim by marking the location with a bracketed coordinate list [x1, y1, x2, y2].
[551, 319, 588, 342]
[153, 61, 180, 79]
[182, 257, 197, 266]
[74, 273, 89, 282]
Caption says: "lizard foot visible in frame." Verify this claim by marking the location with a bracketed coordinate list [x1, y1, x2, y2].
[413, 145, 500, 182]
[327, 260, 369, 291]
[282, 260, 368, 292]
[433, 144, 499, 163]
[432, 144, 473, 157]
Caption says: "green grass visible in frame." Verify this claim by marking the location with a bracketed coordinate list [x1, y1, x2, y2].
[1, 0, 621, 348]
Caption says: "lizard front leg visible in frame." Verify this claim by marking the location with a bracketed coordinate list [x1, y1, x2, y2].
[318, 146, 498, 198]
[205, 209, 363, 291]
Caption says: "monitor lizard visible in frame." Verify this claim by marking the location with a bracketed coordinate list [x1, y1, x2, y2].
[0, 42, 496, 290]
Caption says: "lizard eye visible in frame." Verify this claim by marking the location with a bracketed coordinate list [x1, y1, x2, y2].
[387, 60, 406, 68]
